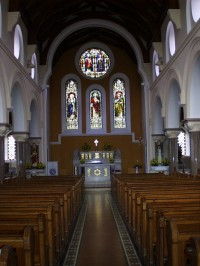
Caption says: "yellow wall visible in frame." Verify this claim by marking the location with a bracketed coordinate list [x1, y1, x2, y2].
[49, 43, 144, 175]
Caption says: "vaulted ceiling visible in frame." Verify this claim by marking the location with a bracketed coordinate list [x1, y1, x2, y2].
[9, 0, 179, 65]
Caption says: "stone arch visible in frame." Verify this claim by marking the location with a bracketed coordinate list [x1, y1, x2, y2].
[42, 19, 149, 88]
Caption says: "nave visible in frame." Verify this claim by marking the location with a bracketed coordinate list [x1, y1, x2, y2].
[63, 188, 141, 266]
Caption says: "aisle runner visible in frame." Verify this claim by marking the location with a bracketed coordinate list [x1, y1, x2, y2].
[62, 191, 141, 266]
[62, 197, 88, 266]
[108, 194, 142, 266]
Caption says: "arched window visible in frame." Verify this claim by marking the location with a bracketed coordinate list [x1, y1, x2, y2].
[30, 53, 38, 82]
[90, 89, 102, 129]
[86, 85, 106, 134]
[113, 78, 126, 128]
[14, 24, 24, 64]
[61, 74, 82, 135]
[65, 79, 78, 130]
[166, 21, 176, 62]
[5, 135, 16, 161]
[110, 74, 131, 134]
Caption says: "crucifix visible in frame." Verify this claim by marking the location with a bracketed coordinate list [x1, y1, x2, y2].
[94, 139, 99, 150]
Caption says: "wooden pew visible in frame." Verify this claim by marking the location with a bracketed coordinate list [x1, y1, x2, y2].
[0, 244, 17, 266]
[147, 204, 200, 266]
[166, 218, 200, 266]
[0, 175, 85, 266]
[185, 237, 200, 266]
[111, 173, 200, 265]
[0, 226, 34, 266]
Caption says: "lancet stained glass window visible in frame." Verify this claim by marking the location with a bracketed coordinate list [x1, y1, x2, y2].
[66, 79, 78, 129]
[113, 78, 126, 128]
[90, 90, 102, 129]
[79, 48, 110, 78]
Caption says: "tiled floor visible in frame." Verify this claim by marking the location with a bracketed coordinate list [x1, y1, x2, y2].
[62, 188, 142, 266]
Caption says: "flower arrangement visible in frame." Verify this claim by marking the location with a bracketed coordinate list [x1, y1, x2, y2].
[25, 161, 45, 169]
[150, 158, 159, 166]
[81, 142, 91, 152]
[102, 142, 112, 151]
[80, 159, 85, 164]
[37, 162, 45, 169]
[162, 158, 169, 166]
[25, 162, 32, 169]
[150, 158, 169, 166]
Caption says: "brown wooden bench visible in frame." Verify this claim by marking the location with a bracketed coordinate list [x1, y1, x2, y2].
[166, 218, 200, 266]
[0, 244, 17, 266]
[185, 237, 200, 266]
[0, 226, 34, 266]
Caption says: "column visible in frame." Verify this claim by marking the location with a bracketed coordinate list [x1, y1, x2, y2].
[164, 129, 180, 174]
[184, 119, 200, 176]
[12, 132, 29, 177]
[0, 124, 10, 180]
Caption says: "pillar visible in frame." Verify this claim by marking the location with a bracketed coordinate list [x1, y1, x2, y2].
[12, 132, 29, 177]
[164, 129, 180, 174]
[184, 119, 200, 176]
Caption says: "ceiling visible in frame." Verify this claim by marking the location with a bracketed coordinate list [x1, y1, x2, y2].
[9, 0, 179, 65]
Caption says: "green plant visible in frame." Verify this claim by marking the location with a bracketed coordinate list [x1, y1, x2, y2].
[80, 159, 85, 164]
[102, 142, 112, 151]
[162, 158, 169, 166]
[81, 142, 91, 152]
[36, 162, 45, 169]
[25, 162, 32, 169]
[150, 158, 159, 166]
[109, 158, 114, 163]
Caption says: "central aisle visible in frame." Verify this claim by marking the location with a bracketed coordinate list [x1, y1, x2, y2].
[76, 189, 128, 266]
[63, 188, 141, 266]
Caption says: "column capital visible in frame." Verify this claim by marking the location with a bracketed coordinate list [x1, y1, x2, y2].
[151, 134, 165, 144]
[12, 132, 29, 142]
[183, 119, 200, 132]
[164, 128, 181, 138]
[0, 123, 11, 136]
[27, 137, 41, 146]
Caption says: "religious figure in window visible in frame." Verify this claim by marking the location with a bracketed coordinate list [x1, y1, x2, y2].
[85, 53, 93, 72]
[66, 79, 78, 130]
[97, 51, 105, 72]
[67, 92, 77, 119]
[90, 91, 101, 118]
[114, 91, 124, 117]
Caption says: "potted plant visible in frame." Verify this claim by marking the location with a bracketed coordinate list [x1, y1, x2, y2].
[81, 142, 91, 152]
[102, 142, 112, 151]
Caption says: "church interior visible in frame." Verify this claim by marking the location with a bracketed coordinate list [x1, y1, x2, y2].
[0, 0, 200, 265]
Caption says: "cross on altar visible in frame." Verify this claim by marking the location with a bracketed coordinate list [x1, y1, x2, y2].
[94, 139, 99, 147]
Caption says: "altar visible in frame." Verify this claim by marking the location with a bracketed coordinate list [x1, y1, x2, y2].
[73, 149, 121, 186]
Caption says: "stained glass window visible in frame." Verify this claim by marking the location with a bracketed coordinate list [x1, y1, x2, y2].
[66, 79, 78, 130]
[79, 48, 110, 78]
[6, 135, 16, 161]
[113, 78, 126, 128]
[90, 90, 102, 129]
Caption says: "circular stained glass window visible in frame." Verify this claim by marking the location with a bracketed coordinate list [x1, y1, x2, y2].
[79, 48, 110, 79]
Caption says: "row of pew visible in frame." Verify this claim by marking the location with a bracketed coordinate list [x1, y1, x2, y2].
[111, 172, 200, 266]
[0, 175, 85, 266]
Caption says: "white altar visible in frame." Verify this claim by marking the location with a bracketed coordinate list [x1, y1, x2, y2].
[73, 149, 121, 185]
